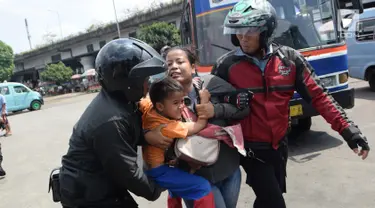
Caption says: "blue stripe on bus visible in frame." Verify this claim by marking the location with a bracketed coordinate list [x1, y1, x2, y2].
[194, 0, 237, 15]
[307, 54, 348, 76]
[292, 84, 349, 99]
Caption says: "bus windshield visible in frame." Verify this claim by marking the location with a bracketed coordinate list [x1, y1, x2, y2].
[193, 0, 340, 65]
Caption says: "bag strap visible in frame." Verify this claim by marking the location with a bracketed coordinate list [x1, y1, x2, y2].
[192, 76, 203, 104]
[180, 76, 202, 122]
[181, 105, 197, 122]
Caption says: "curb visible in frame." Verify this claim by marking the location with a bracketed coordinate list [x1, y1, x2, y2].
[44, 93, 87, 102]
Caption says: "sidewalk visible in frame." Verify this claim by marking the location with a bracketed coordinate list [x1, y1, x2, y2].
[44, 92, 88, 102]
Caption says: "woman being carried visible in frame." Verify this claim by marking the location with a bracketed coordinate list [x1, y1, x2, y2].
[146, 47, 250, 208]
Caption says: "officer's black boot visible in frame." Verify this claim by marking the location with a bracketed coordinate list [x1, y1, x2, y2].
[0, 165, 5, 178]
[0, 143, 5, 178]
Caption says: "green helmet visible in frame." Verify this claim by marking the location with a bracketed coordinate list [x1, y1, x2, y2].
[224, 0, 277, 47]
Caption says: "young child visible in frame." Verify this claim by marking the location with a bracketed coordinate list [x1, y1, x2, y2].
[139, 76, 215, 208]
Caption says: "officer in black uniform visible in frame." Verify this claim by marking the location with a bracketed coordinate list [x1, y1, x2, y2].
[0, 142, 5, 178]
[59, 38, 167, 208]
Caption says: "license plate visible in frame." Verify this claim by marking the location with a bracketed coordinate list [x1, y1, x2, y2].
[290, 104, 303, 117]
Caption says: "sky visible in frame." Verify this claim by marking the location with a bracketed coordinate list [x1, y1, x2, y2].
[0, 0, 172, 54]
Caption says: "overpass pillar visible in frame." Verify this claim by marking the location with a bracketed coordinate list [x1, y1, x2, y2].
[80, 56, 95, 71]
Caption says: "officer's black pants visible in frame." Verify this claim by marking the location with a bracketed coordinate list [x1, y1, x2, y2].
[240, 148, 287, 208]
[0, 142, 3, 165]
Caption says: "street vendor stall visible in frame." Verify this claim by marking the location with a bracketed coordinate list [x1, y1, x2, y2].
[81, 69, 101, 92]
[80, 69, 96, 77]
[71, 74, 81, 80]
[71, 74, 84, 92]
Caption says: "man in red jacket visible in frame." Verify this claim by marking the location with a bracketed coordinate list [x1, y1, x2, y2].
[195, 0, 370, 208]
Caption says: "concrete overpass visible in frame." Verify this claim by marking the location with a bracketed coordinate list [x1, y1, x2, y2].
[13, 0, 183, 85]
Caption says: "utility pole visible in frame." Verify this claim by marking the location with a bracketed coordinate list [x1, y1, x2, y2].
[112, 0, 121, 38]
[24, 18, 32, 49]
[48, 10, 63, 38]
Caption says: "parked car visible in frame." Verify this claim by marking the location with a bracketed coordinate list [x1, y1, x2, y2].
[347, 8, 375, 91]
[0, 82, 44, 113]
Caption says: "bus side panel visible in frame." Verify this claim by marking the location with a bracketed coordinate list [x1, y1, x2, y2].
[307, 53, 348, 76]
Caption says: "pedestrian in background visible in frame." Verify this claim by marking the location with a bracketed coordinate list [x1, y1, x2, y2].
[0, 90, 11, 136]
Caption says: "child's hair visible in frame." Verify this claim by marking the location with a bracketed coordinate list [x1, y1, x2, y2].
[149, 76, 184, 106]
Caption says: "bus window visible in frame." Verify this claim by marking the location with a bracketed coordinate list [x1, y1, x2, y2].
[193, 0, 341, 66]
[356, 18, 375, 41]
[181, 2, 192, 46]
[195, 8, 236, 65]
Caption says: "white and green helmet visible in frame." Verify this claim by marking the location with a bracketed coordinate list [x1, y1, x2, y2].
[224, 0, 277, 46]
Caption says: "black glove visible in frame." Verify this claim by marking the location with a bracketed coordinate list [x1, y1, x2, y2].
[218, 90, 253, 110]
[341, 125, 370, 151]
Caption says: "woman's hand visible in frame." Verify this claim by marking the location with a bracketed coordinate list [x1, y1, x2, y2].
[199, 89, 211, 104]
[144, 125, 173, 150]
[196, 102, 215, 119]
[167, 159, 179, 166]
[188, 162, 202, 174]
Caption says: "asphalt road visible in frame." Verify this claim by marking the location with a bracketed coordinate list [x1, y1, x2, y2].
[0, 79, 374, 208]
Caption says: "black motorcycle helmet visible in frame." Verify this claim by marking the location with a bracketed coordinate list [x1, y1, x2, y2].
[160, 45, 171, 59]
[95, 38, 166, 102]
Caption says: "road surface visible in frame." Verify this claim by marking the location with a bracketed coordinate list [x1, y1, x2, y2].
[0, 79, 374, 208]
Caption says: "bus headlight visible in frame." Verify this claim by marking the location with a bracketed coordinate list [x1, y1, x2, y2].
[320, 76, 337, 87]
[339, 72, 349, 84]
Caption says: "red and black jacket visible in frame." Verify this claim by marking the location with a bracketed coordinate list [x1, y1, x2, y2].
[211, 44, 353, 149]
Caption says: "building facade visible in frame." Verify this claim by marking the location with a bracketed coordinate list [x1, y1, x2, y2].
[13, 0, 183, 86]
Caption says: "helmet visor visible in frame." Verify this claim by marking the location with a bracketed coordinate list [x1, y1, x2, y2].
[148, 72, 167, 85]
[129, 56, 167, 79]
[223, 26, 265, 35]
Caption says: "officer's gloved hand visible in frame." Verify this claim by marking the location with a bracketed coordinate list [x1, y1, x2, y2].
[220, 90, 253, 110]
[341, 125, 370, 160]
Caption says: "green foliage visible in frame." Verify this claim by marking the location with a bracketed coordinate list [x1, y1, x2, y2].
[40, 61, 73, 84]
[0, 40, 14, 82]
[42, 31, 58, 44]
[137, 21, 181, 52]
[86, 22, 106, 33]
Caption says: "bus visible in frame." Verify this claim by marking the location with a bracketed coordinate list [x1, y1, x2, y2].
[180, 0, 363, 132]
[347, 7, 375, 92]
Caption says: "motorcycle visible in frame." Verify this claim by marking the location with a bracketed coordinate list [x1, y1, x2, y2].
[36, 87, 46, 96]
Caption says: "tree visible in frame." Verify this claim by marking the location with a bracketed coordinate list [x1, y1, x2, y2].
[42, 31, 57, 44]
[0, 40, 14, 82]
[123, 7, 141, 19]
[86, 22, 105, 32]
[40, 62, 73, 85]
[136, 21, 181, 52]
